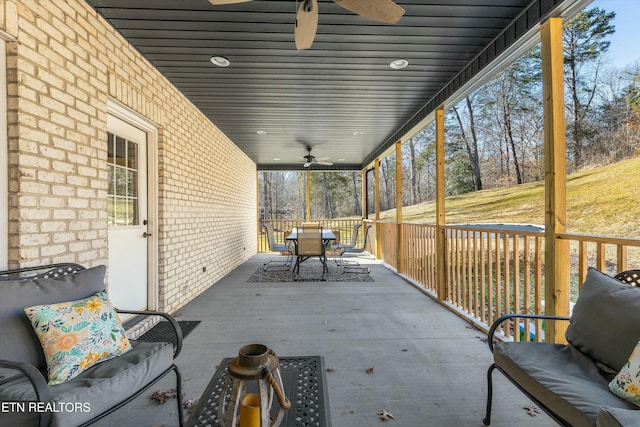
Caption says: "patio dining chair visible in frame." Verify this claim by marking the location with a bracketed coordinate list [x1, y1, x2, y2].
[293, 227, 328, 278]
[332, 224, 372, 273]
[340, 223, 361, 250]
[300, 222, 321, 231]
[262, 223, 294, 271]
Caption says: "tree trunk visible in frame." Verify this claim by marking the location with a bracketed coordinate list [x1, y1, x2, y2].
[263, 172, 273, 219]
[452, 101, 482, 191]
[321, 172, 334, 218]
[502, 99, 523, 184]
[569, 59, 583, 167]
[465, 97, 483, 190]
[351, 172, 362, 216]
[380, 158, 393, 210]
[408, 139, 419, 204]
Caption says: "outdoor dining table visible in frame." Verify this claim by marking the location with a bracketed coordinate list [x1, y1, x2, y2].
[285, 228, 337, 274]
[284, 228, 337, 245]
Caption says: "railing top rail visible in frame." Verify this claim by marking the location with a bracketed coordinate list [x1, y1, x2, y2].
[556, 232, 640, 246]
[444, 225, 544, 237]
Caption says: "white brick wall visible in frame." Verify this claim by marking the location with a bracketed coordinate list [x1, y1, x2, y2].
[2, 0, 257, 313]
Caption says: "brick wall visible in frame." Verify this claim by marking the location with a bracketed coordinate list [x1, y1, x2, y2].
[2, 0, 257, 312]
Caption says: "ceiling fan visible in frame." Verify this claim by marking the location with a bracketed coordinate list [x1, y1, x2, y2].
[208, 0, 405, 50]
[299, 146, 333, 167]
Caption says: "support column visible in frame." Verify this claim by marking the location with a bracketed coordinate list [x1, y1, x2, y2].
[361, 169, 367, 219]
[305, 169, 311, 221]
[395, 141, 403, 273]
[541, 17, 570, 343]
[374, 159, 381, 258]
[435, 107, 446, 300]
[257, 170, 260, 252]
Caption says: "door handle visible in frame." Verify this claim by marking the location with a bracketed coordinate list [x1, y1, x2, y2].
[143, 232, 152, 238]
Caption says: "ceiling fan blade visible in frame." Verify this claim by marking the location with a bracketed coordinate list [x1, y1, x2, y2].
[315, 157, 330, 161]
[295, 0, 318, 50]
[208, 0, 252, 5]
[333, 0, 405, 24]
[304, 162, 313, 167]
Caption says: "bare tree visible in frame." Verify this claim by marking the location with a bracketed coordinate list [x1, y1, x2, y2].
[563, 7, 615, 167]
[451, 96, 483, 190]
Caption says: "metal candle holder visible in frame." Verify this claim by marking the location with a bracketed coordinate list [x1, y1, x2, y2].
[218, 344, 291, 427]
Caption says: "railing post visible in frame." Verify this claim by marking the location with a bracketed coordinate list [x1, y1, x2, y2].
[395, 141, 403, 273]
[435, 107, 447, 301]
[542, 17, 570, 343]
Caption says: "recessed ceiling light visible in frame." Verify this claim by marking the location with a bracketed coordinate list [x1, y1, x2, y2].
[352, 131, 364, 136]
[256, 130, 268, 135]
[390, 59, 409, 70]
[210, 56, 230, 67]
[273, 158, 281, 161]
[338, 158, 346, 162]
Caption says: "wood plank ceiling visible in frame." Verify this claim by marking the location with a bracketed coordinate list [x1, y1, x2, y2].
[86, 0, 576, 170]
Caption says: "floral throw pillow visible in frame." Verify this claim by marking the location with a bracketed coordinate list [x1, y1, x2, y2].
[24, 291, 132, 385]
[609, 339, 640, 407]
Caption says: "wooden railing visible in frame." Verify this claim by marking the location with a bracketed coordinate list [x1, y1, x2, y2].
[257, 219, 364, 252]
[257, 218, 640, 342]
[441, 225, 545, 341]
[385, 221, 640, 342]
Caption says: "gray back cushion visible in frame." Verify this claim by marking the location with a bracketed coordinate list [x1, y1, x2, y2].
[0, 265, 106, 370]
[566, 267, 640, 372]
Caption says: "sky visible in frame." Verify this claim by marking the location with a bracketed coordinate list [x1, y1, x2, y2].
[590, 0, 640, 69]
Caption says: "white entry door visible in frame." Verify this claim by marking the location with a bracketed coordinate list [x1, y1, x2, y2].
[107, 115, 149, 311]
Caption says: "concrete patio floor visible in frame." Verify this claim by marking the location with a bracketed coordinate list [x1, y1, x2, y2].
[96, 254, 553, 427]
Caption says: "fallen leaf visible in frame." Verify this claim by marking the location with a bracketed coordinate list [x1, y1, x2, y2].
[326, 368, 335, 372]
[151, 391, 172, 404]
[151, 387, 181, 404]
[366, 367, 374, 374]
[401, 349, 408, 352]
[378, 409, 395, 422]
[183, 398, 198, 409]
[523, 405, 540, 417]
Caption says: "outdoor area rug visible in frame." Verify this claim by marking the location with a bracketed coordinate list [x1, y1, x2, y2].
[248, 258, 373, 282]
[137, 320, 201, 347]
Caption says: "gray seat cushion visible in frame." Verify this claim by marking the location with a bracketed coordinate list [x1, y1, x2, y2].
[0, 265, 106, 370]
[0, 340, 173, 427]
[495, 342, 637, 427]
[565, 267, 640, 372]
[597, 407, 640, 427]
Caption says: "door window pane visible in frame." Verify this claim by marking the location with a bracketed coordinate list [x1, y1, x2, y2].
[107, 132, 142, 226]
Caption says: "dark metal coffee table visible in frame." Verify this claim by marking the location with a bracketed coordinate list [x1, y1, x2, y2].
[186, 356, 331, 427]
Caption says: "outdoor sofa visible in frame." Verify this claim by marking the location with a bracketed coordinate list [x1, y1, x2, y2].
[483, 267, 640, 426]
[0, 263, 183, 427]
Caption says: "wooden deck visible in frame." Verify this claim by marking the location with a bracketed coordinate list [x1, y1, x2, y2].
[96, 254, 553, 426]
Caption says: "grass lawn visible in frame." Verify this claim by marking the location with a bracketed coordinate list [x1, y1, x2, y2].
[383, 155, 640, 239]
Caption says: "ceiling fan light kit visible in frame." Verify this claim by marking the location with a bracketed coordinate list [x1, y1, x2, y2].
[300, 146, 333, 168]
[209, 0, 405, 50]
